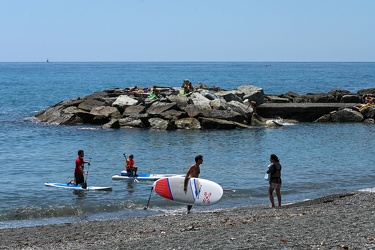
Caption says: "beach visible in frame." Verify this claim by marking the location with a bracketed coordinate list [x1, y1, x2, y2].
[1, 191, 374, 249]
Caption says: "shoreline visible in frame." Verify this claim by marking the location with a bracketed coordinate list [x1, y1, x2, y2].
[1, 191, 374, 249]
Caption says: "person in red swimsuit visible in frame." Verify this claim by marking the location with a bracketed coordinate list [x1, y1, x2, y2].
[126, 154, 138, 176]
[74, 149, 90, 186]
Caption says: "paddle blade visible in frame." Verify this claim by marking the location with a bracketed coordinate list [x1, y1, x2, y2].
[82, 182, 87, 189]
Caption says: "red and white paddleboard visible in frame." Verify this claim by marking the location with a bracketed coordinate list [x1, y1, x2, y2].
[153, 176, 223, 206]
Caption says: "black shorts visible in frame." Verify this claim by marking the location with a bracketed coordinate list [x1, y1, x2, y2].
[75, 173, 84, 185]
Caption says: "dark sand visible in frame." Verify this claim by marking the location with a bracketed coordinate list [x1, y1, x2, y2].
[1, 192, 375, 249]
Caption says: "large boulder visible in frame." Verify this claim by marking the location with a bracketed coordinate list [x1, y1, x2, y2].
[158, 110, 187, 121]
[199, 117, 250, 129]
[341, 95, 361, 103]
[112, 95, 138, 112]
[189, 93, 211, 110]
[331, 108, 364, 122]
[167, 95, 189, 108]
[102, 119, 120, 129]
[234, 85, 264, 104]
[227, 100, 253, 122]
[358, 88, 375, 96]
[215, 90, 243, 103]
[182, 105, 204, 118]
[77, 92, 110, 111]
[123, 105, 146, 116]
[119, 117, 146, 128]
[360, 105, 375, 119]
[35, 98, 89, 125]
[148, 118, 174, 130]
[210, 99, 228, 110]
[201, 109, 244, 123]
[147, 102, 178, 115]
[175, 118, 201, 130]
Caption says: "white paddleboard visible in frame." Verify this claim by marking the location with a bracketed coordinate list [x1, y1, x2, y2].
[45, 182, 112, 191]
[153, 176, 223, 206]
[112, 172, 184, 181]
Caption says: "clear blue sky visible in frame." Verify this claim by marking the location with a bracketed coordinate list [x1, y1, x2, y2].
[1, 0, 374, 62]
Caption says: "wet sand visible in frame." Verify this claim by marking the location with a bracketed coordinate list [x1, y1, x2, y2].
[1, 192, 375, 249]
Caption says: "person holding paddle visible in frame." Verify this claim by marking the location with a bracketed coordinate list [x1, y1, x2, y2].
[184, 154, 203, 214]
[126, 154, 138, 176]
[74, 149, 90, 187]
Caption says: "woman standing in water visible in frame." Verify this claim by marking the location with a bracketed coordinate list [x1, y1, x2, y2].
[266, 154, 282, 208]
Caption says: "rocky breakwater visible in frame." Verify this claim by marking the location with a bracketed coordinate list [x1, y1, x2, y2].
[35, 83, 375, 130]
[258, 88, 375, 123]
[35, 83, 263, 130]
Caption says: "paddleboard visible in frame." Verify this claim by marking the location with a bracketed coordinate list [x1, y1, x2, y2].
[45, 182, 112, 191]
[153, 176, 223, 206]
[112, 172, 184, 181]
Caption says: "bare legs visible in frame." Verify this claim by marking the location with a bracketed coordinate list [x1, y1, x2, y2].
[268, 186, 281, 208]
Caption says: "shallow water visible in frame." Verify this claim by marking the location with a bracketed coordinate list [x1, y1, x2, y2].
[0, 62, 374, 228]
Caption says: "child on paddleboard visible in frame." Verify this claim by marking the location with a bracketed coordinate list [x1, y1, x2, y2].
[126, 154, 138, 176]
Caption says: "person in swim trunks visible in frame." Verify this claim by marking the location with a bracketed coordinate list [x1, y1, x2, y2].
[183, 154, 203, 214]
[74, 149, 90, 187]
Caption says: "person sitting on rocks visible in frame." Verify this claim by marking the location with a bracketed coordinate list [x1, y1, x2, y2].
[183, 81, 194, 94]
[149, 85, 161, 100]
[353, 94, 374, 111]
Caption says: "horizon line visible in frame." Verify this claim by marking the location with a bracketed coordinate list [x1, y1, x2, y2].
[0, 60, 374, 63]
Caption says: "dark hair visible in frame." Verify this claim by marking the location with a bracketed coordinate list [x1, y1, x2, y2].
[270, 154, 279, 162]
[129, 154, 134, 158]
[195, 155, 203, 162]
[78, 149, 84, 155]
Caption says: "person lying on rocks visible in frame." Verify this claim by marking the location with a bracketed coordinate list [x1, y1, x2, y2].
[353, 94, 374, 111]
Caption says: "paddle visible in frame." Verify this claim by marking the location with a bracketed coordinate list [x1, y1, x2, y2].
[223, 188, 236, 193]
[82, 157, 91, 189]
[143, 186, 154, 210]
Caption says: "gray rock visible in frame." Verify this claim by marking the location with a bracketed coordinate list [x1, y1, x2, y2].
[201, 109, 244, 123]
[112, 95, 138, 111]
[360, 105, 375, 119]
[234, 85, 264, 104]
[331, 108, 364, 122]
[210, 99, 228, 110]
[341, 95, 361, 103]
[190, 93, 211, 110]
[102, 119, 120, 129]
[119, 117, 146, 128]
[148, 118, 174, 130]
[147, 102, 178, 116]
[215, 90, 243, 103]
[123, 105, 146, 116]
[175, 118, 201, 130]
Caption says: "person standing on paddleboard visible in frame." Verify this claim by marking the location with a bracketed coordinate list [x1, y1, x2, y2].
[126, 154, 138, 176]
[183, 154, 203, 214]
[74, 150, 90, 187]
[266, 154, 282, 208]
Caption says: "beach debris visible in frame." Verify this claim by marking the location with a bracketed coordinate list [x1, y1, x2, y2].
[280, 235, 288, 243]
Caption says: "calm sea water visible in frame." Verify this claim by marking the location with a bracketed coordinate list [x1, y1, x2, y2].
[0, 62, 375, 229]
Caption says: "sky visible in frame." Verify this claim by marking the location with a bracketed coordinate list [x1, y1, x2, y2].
[0, 0, 374, 62]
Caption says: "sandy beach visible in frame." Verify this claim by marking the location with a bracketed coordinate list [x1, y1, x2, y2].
[1, 191, 374, 249]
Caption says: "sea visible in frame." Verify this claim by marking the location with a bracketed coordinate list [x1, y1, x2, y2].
[1, 62, 375, 229]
